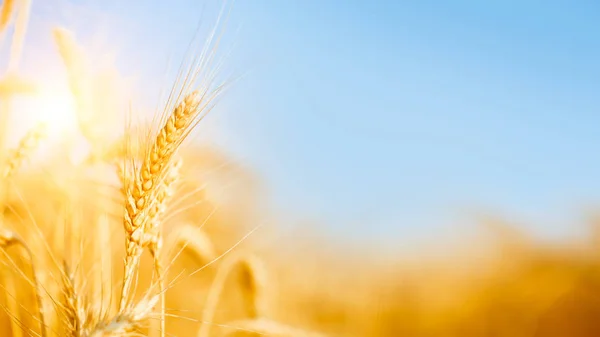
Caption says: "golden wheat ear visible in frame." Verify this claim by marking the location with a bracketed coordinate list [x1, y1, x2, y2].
[60, 260, 85, 336]
[167, 224, 217, 266]
[120, 91, 204, 309]
[221, 318, 329, 337]
[197, 253, 269, 337]
[3, 122, 47, 178]
[237, 255, 268, 319]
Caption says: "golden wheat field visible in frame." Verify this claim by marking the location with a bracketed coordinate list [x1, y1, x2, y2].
[0, 1, 600, 336]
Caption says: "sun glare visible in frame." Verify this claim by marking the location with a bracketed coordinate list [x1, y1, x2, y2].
[32, 84, 78, 137]
[15, 81, 93, 164]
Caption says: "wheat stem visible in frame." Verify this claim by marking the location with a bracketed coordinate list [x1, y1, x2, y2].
[0, 229, 47, 337]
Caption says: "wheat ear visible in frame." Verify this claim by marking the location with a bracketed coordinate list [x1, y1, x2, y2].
[197, 253, 268, 337]
[120, 91, 202, 312]
[167, 224, 217, 266]
[0, 228, 47, 337]
[238, 256, 268, 319]
[61, 261, 87, 337]
[3, 122, 47, 178]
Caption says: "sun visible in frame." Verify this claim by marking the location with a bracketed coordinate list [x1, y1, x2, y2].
[32, 84, 78, 137]
[16, 80, 93, 164]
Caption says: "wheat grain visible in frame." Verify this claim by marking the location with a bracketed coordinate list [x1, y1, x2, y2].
[61, 261, 86, 337]
[0, 228, 17, 247]
[147, 157, 182, 258]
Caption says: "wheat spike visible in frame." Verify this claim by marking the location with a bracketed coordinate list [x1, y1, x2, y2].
[3, 122, 47, 178]
[238, 255, 268, 319]
[147, 157, 182, 257]
[197, 253, 269, 337]
[120, 91, 203, 313]
[61, 261, 86, 337]
[167, 224, 217, 266]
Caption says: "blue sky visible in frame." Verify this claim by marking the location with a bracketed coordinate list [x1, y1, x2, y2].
[21, 1, 600, 246]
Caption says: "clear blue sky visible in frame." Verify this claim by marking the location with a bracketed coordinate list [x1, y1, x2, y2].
[24, 1, 600, 245]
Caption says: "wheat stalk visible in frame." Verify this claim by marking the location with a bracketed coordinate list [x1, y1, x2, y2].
[52, 26, 104, 155]
[87, 294, 158, 337]
[0, 228, 20, 337]
[147, 157, 181, 337]
[6, 0, 30, 73]
[0, 228, 47, 337]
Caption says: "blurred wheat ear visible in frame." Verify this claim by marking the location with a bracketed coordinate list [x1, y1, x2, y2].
[166, 224, 217, 267]
[197, 253, 269, 337]
[3, 122, 46, 178]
